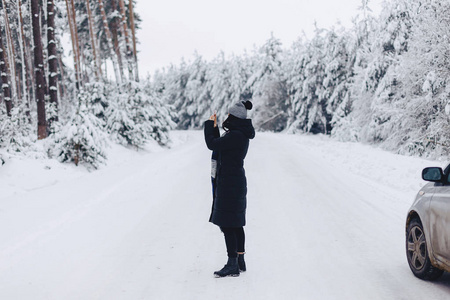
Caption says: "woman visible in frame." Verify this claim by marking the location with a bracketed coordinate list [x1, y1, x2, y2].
[204, 100, 255, 278]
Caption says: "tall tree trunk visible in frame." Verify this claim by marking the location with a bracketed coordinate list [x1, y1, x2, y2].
[98, 0, 121, 83]
[18, 0, 32, 113]
[80, 42, 89, 83]
[65, 0, 82, 89]
[39, 2, 48, 95]
[128, 0, 139, 81]
[2, 0, 19, 102]
[70, 0, 80, 86]
[57, 52, 66, 100]
[118, 0, 133, 80]
[110, 0, 124, 80]
[26, 0, 37, 107]
[0, 32, 12, 116]
[72, 0, 82, 87]
[47, 0, 58, 122]
[85, 0, 102, 81]
[31, 0, 47, 139]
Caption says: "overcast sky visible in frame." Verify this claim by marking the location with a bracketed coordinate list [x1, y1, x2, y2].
[135, 0, 384, 78]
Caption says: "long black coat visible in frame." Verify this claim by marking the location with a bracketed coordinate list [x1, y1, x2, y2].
[204, 117, 255, 227]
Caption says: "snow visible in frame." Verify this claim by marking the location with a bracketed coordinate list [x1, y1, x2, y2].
[1, 131, 450, 299]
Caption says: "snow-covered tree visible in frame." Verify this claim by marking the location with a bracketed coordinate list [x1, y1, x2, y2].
[393, 0, 450, 156]
[299, 29, 329, 134]
[332, 0, 413, 144]
[106, 82, 174, 147]
[182, 53, 210, 128]
[323, 27, 354, 131]
[140, 81, 175, 145]
[245, 34, 288, 131]
[105, 85, 136, 146]
[53, 88, 107, 168]
[142, 0, 450, 159]
[284, 26, 353, 135]
[0, 5, 13, 116]
[88, 81, 109, 120]
[0, 0, 177, 168]
[0, 103, 35, 153]
[205, 52, 233, 118]
[31, 0, 48, 139]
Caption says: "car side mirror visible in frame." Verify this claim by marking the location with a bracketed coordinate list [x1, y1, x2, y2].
[422, 167, 444, 182]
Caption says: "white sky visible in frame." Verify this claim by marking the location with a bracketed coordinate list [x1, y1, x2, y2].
[135, 0, 384, 78]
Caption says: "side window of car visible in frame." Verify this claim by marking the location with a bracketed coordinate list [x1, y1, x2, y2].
[445, 165, 450, 183]
[442, 164, 450, 183]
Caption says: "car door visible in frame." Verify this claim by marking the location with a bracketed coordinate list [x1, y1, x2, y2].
[429, 179, 450, 263]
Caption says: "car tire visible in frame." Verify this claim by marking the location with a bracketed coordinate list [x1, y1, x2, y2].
[406, 218, 444, 280]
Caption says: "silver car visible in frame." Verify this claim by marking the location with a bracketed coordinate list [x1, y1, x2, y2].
[406, 165, 450, 280]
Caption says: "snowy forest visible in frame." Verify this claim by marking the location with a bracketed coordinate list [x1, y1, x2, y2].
[153, 0, 450, 158]
[0, 0, 174, 168]
[1, 0, 450, 168]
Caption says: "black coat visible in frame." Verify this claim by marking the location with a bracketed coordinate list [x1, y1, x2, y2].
[204, 117, 255, 227]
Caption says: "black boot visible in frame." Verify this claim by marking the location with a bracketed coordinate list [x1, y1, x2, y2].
[214, 257, 240, 278]
[238, 254, 246, 272]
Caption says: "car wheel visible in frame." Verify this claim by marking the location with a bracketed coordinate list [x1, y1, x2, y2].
[406, 218, 444, 280]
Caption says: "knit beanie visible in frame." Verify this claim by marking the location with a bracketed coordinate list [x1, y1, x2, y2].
[229, 101, 253, 119]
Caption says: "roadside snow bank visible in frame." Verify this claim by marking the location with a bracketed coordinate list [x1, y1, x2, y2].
[286, 133, 445, 198]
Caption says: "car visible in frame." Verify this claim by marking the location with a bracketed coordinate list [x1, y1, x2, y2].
[405, 164, 450, 280]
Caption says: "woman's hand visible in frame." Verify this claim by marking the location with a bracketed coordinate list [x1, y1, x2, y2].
[209, 113, 217, 127]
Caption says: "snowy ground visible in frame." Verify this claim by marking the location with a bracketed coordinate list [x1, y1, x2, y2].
[1, 131, 450, 299]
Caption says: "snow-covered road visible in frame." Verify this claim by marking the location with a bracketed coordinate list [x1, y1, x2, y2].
[1, 131, 450, 299]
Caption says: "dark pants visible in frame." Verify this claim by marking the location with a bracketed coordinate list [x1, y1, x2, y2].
[220, 227, 245, 258]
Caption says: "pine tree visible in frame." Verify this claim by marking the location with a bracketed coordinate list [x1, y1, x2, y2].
[19, 0, 35, 111]
[284, 38, 306, 132]
[66, 0, 82, 89]
[183, 53, 210, 128]
[18, 0, 32, 113]
[105, 85, 137, 146]
[128, 0, 139, 81]
[393, 0, 450, 156]
[85, 0, 102, 81]
[2, 0, 19, 103]
[130, 81, 173, 145]
[98, 0, 121, 83]
[302, 29, 329, 134]
[53, 87, 107, 168]
[0, 23, 12, 116]
[349, 0, 413, 144]
[109, 0, 125, 80]
[161, 62, 190, 129]
[31, 0, 48, 139]
[48, 0, 59, 124]
[245, 34, 288, 131]
[322, 27, 353, 134]
[285, 29, 329, 134]
[118, 0, 133, 80]
[0, 102, 35, 153]
[206, 52, 233, 119]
